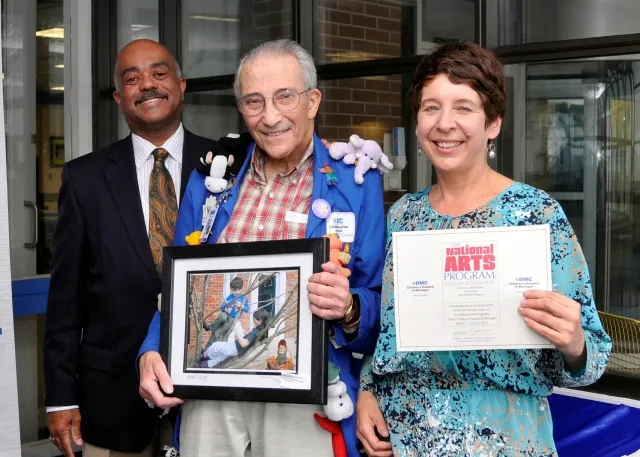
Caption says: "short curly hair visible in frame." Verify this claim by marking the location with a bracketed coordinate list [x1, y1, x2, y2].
[230, 277, 243, 291]
[409, 41, 507, 127]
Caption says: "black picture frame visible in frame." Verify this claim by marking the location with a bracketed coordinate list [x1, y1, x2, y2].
[160, 237, 329, 405]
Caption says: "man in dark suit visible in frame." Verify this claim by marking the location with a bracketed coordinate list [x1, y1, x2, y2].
[43, 39, 249, 457]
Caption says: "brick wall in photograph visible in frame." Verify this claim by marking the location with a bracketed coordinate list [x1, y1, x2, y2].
[187, 273, 251, 355]
[283, 270, 299, 341]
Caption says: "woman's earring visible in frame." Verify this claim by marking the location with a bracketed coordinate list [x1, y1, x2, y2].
[488, 140, 497, 159]
[417, 145, 423, 156]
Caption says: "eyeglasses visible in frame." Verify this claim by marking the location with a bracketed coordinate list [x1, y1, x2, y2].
[237, 87, 311, 116]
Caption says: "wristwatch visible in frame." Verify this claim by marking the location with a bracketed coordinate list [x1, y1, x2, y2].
[341, 293, 361, 334]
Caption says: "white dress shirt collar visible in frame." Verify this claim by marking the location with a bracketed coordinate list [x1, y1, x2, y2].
[132, 123, 184, 169]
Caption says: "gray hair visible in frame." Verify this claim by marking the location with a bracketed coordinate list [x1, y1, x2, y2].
[233, 39, 317, 99]
[113, 61, 182, 93]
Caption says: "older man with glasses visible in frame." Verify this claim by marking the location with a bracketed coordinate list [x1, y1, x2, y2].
[137, 38, 386, 457]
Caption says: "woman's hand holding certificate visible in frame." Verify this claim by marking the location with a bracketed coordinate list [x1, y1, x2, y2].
[519, 290, 587, 371]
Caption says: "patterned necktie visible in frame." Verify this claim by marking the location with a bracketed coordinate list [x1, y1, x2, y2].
[148, 148, 178, 277]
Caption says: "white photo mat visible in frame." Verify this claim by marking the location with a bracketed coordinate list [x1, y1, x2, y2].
[169, 252, 314, 390]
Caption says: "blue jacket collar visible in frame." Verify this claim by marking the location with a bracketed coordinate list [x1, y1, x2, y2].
[307, 134, 334, 237]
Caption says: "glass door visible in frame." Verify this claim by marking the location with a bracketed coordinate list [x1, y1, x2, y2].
[524, 63, 599, 284]
[3, 0, 37, 280]
[2, 0, 65, 445]
[505, 58, 640, 321]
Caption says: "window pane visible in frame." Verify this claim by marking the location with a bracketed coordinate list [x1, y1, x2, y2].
[117, 0, 159, 49]
[182, 89, 245, 140]
[495, 0, 640, 46]
[526, 98, 585, 193]
[502, 59, 640, 377]
[3, 0, 68, 443]
[117, 0, 159, 139]
[315, 0, 477, 64]
[419, 0, 477, 47]
[181, 0, 292, 78]
[316, 77, 411, 210]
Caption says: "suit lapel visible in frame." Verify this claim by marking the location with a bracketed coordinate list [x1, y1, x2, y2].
[105, 135, 160, 287]
[180, 130, 202, 203]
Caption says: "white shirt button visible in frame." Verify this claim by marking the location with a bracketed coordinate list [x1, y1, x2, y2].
[291, 178, 297, 184]
[269, 192, 275, 198]
[258, 224, 264, 231]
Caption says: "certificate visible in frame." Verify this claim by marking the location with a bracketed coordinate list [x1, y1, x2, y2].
[393, 225, 555, 351]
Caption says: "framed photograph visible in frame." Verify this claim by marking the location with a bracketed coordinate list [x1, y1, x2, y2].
[49, 136, 64, 167]
[160, 238, 329, 404]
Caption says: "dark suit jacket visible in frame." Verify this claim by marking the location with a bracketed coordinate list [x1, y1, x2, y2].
[43, 129, 250, 452]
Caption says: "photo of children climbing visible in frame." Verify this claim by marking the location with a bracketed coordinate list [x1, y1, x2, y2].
[185, 269, 299, 372]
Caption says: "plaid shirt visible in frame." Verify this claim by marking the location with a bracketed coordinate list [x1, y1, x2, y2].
[218, 142, 314, 243]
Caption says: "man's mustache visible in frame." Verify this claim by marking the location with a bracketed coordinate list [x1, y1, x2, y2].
[135, 90, 169, 105]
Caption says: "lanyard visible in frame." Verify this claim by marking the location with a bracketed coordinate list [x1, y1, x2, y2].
[199, 177, 237, 244]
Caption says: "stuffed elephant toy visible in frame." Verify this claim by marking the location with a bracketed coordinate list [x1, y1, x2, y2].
[329, 134, 393, 184]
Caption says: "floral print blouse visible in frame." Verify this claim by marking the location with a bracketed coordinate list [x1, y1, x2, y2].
[360, 182, 611, 457]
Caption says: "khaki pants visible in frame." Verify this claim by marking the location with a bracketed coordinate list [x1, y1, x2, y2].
[179, 400, 333, 457]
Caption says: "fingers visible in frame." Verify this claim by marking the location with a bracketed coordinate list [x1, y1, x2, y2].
[308, 281, 349, 303]
[308, 266, 350, 300]
[48, 410, 81, 457]
[362, 410, 393, 456]
[321, 261, 341, 274]
[521, 292, 577, 318]
[140, 351, 172, 392]
[520, 291, 581, 332]
[520, 291, 585, 356]
[48, 410, 74, 457]
[520, 314, 563, 342]
[309, 263, 350, 287]
[357, 422, 393, 456]
[308, 290, 350, 320]
[519, 305, 566, 332]
[308, 264, 351, 320]
[521, 314, 585, 353]
[309, 298, 341, 320]
[58, 432, 75, 457]
[70, 410, 83, 447]
[357, 392, 393, 457]
[370, 403, 390, 438]
[140, 378, 183, 410]
[155, 359, 175, 395]
[139, 352, 183, 410]
[518, 298, 580, 320]
[522, 290, 577, 309]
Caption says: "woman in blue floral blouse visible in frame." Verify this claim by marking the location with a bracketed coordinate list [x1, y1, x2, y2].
[356, 42, 612, 457]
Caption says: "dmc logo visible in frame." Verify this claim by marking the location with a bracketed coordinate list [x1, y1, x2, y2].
[516, 277, 532, 281]
[413, 280, 429, 286]
[334, 218, 343, 223]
